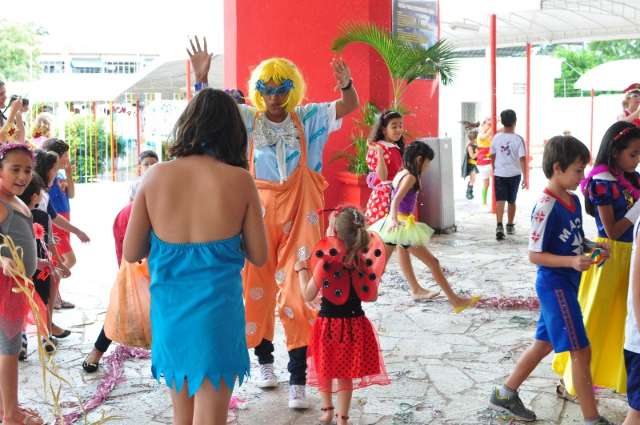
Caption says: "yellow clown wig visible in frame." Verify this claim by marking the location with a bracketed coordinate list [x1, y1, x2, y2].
[248, 58, 306, 113]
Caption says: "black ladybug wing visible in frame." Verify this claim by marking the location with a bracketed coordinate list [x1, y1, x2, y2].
[311, 236, 350, 305]
[353, 232, 387, 302]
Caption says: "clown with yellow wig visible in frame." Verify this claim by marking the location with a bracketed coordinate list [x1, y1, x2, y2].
[188, 36, 359, 409]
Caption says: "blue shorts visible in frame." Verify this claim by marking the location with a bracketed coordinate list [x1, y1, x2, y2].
[535, 279, 589, 353]
[625, 349, 640, 411]
[495, 175, 521, 203]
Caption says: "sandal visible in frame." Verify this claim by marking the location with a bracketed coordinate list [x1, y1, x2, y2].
[319, 406, 334, 425]
[52, 329, 71, 339]
[18, 333, 27, 361]
[411, 290, 441, 302]
[556, 382, 578, 403]
[453, 295, 481, 314]
[41, 337, 56, 354]
[59, 300, 75, 309]
[335, 414, 350, 425]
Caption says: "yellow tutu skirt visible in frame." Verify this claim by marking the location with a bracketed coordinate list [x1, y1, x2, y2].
[551, 237, 631, 395]
[368, 213, 434, 247]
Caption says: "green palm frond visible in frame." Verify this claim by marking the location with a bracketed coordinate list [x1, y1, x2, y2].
[332, 23, 457, 85]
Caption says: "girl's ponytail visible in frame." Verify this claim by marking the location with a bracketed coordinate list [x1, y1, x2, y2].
[335, 208, 370, 264]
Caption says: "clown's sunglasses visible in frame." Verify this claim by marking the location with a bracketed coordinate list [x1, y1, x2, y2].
[256, 79, 294, 96]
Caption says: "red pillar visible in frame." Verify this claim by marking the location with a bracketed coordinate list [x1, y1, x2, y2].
[590, 88, 595, 163]
[186, 60, 193, 101]
[525, 43, 531, 188]
[490, 14, 497, 213]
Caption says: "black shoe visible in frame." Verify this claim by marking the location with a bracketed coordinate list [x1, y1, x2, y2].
[82, 359, 100, 373]
[466, 185, 473, 200]
[52, 329, 71, 339]
[506, 223, 515, 235]
[496, 224, 505, 241]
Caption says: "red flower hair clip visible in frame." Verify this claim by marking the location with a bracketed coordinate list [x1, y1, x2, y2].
[614, 126, 633, 141]
[33, 223, 45, 240]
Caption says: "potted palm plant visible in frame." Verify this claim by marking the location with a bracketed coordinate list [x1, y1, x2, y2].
[330, 23, 456, 208]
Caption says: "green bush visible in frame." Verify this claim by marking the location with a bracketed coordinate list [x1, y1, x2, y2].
[64, 115, 125, 182]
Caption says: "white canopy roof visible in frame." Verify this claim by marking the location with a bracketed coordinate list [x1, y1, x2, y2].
[575, 59, 640, 91]
[7, 56, 224, 103]
[441, 0, 640, 50]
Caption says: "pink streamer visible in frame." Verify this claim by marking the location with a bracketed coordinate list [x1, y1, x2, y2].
[60, 345, 243, 424]
[475, 296, 539, 311]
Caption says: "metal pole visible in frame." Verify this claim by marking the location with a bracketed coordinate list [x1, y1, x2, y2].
[136, 97, 141, 174]
[590, 88, 595, 163]
[187, 60, 193, 101]
[110, 102, 115, 182]
[525, 43, 531, 189]
[490, 14, 497, 213]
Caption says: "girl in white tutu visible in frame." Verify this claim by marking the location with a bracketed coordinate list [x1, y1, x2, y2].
[370, 142, 480, 313]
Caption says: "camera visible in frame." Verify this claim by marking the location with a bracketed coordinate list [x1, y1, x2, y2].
[9, 95, 29, 108]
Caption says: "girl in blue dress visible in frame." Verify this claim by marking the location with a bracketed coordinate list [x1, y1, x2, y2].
[123, 89, 267, 425]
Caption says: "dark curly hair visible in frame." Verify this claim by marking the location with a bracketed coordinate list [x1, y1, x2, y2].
[168, 88, 248, 168]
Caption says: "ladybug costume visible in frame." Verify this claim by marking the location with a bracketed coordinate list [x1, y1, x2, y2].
[306, 232, 391, 393]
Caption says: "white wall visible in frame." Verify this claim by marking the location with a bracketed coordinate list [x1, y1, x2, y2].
[440, 54, 626, 173]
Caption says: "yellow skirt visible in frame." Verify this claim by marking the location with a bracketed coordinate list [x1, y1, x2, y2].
[551, 238, 631, 395]
[368, 213, 434, 247]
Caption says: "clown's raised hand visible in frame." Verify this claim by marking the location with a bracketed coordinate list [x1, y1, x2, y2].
[332, 58, 352, 90]
[187, 36, 213, 84]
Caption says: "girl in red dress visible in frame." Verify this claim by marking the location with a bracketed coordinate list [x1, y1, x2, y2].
[365, 111, 438, 301]
[296, 207, 389, 425]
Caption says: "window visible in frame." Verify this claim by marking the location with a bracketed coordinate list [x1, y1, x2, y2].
[104, 61, 138, 74]
[41, 61, 65, 74]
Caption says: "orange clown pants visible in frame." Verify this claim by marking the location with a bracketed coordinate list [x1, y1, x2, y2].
[243, 114, 327, 352]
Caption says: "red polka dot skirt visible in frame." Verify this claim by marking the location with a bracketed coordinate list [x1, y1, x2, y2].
[307, 316, 390, 393]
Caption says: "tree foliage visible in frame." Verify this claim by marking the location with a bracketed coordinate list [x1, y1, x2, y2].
[0, 19, 46, 81]
[553, 39, 640, 97]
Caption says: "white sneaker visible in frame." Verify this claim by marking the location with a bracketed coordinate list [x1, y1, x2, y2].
[288, 384, 310, 409]
[256, 363, 278, 388]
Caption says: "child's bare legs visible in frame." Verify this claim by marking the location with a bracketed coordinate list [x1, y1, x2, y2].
[0, 353, 43, 424]
[397, 247, 438, 300]
[336, 379, 353, 425]
[624, 408, 640, 425]
[318, 378, 334, 422]
[192, 378, 233, 425]
[169, 381, 194, 425]
[570, 346, 598, 420]
[505, 340, 552, 391]
[408, 246, 477, 310]
[507, 202, 517, 225]
[496, 201, 506, 225]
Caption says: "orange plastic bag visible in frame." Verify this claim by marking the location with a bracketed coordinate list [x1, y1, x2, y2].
[104, 260, 151, 348]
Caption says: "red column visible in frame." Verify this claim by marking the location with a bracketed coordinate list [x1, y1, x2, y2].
[490, 14, 497, 213]
[590, 88, 595, 163]
[525, 43, 531, 188]
[186, 60, 192, 101]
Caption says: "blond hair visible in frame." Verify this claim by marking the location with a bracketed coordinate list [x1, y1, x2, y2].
[248, 58, 306, 113]
[32, 113, 53, 138]
[334, 207, 370, 264]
